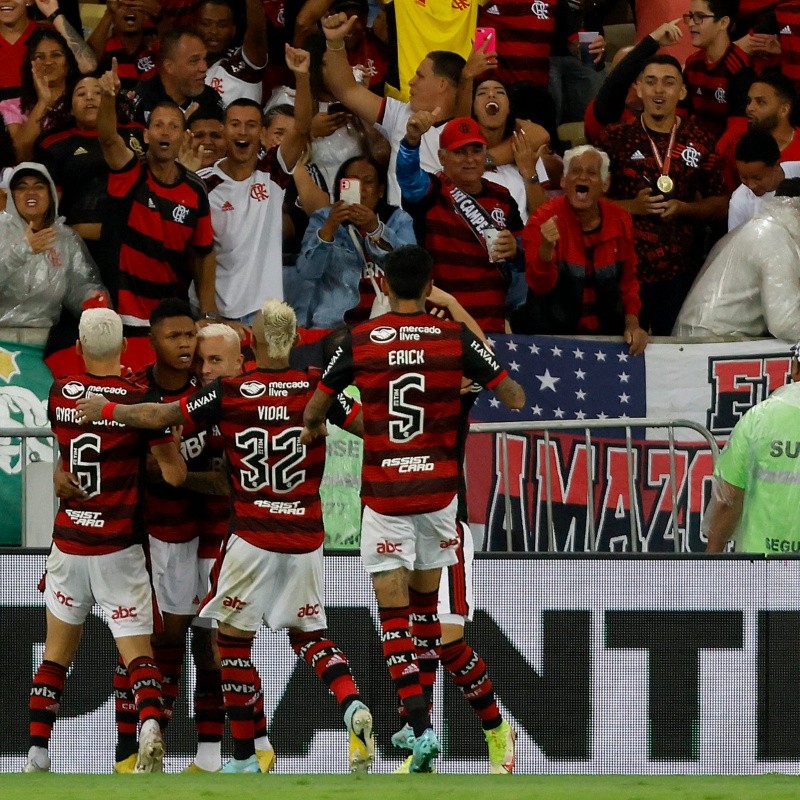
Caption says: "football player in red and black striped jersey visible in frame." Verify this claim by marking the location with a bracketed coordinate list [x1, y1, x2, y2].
[302, 244, 525, 772]
[77, 299, 376, 774]
[25, 308, 185, 775]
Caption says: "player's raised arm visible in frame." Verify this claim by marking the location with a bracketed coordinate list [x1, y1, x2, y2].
[77, 394, 186, 429]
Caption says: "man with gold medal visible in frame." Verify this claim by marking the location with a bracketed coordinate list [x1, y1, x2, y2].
[597, 54, 728, 335]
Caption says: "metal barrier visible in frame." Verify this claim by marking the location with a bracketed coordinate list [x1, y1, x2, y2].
[0, 426, 57, 547]
[468, 418, 720, 553]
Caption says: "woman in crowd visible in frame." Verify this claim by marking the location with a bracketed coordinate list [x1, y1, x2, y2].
[0, 162, 105, 329]
[35, 75, 144, 270]
[295, 155, 415, 328]
[1, 29, 82, 161]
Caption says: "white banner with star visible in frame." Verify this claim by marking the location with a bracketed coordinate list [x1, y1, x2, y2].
[466, 336, 792, 552]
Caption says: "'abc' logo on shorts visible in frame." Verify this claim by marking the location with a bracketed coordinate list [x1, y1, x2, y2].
[297, 603, 320, 618]
[370, 326, 397, 344]
[240, 380, 266, 398]
[111, 606, 137, 620]
[62, 381, 85, 399]
[439, 537, 459, 549]
[376, 541, 402, 554]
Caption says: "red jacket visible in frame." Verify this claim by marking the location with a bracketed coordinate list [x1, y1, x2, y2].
[520, 195, 640, 335]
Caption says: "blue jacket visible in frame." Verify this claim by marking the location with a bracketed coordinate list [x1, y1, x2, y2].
[296, 205, 416, 328]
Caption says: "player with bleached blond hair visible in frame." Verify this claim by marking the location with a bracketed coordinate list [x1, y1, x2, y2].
[76, 299, 375, 774]
[25, 308, 186, 775]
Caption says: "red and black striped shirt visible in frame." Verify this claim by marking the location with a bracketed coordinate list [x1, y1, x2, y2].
[181, 368, 358, 554]
[100, 35, 159, 91]
[777, 3, 800, 89]
[319, 313, 507, 516]
[105, 156, 213, 327]
[477, 0, 556, 88]
[683, 44, 755, 139]
[134, 367, 203, 544]
[49, 374, 168, 556]
[404, 175, 524, 334]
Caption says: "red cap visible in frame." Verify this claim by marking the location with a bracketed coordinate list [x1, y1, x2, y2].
[439, 117, 488, 151]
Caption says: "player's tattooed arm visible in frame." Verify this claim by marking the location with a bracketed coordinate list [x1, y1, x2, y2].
[77, 394, 186, 428]
[301, 388, 334, 444]
[494, 376, 525, 410]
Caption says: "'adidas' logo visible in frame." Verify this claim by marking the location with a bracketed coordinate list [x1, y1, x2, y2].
[221, 201, 235, 212]
[73, 146, 87, 155]
[696, 87, 702, 95]
[631, 150, 645, 160]
[781, 25, 791, 34]
[148, 198, 156, 209]
[484, 4, 500, 13]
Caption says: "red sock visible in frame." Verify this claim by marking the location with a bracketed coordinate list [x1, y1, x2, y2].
[440, 638, 501, 728]
[127, 657, 163, 727]
[29, 660, 67, 748]
[409, 588, 441, 710]
[218, 632, 257, 760]
[378, 607, 428, 733]
[113, 656, 138, 761]
[153, 643, 183, 728]
[194, 668, 224, 743]
[289, 629, 359, 713]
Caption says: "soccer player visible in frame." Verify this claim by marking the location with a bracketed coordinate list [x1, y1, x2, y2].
[302, 245, 525, 772]
[77, 300, 375, 774]
[183, 323, 275, 774]
[24, 308, 186, 774]
[108, 298, 202, 772]
[391, 289, 519, 774]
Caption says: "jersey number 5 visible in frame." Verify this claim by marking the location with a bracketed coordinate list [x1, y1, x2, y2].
[389, 373, 425, 443]
[235, 427, 306, 493]
[69, 432, 102, 498]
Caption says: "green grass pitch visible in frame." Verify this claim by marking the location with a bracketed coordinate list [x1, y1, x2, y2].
[1, 775, 799, 800]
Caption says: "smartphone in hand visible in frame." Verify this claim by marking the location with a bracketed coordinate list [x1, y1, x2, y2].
[474, 27, 496, 54]
[339, 178, 361, 204]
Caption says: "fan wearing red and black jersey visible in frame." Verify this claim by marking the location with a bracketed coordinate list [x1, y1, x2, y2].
[25, 309, 186, 776]
[302, 244, 525, 773]
[75, 299, 376, 775]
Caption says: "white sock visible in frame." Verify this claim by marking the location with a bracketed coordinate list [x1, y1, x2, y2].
[28, 746, 50, 769]
[254, 735, 273, 752]
[194, 741, 222, 772]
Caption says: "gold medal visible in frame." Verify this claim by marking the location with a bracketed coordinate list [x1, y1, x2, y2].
[656, 175, 674, 194]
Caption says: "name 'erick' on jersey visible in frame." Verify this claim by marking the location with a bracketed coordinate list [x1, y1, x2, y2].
[318, 312, 507, 516]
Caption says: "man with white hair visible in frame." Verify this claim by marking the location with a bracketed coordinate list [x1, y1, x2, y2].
[595, 54, 728, 334]
[76, 300, 375, 775]
[515, 144, 648, 354]
[24, 308, 186, 774]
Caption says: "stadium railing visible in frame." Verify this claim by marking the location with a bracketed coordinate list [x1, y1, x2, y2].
[468, 418, 720, 554]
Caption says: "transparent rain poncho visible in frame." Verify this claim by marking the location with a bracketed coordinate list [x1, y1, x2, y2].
[673, 196, 800, 342]
[0, 162, 105, 328]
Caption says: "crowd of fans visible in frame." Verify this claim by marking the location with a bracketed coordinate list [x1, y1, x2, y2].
[2, 0, 800, 365]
